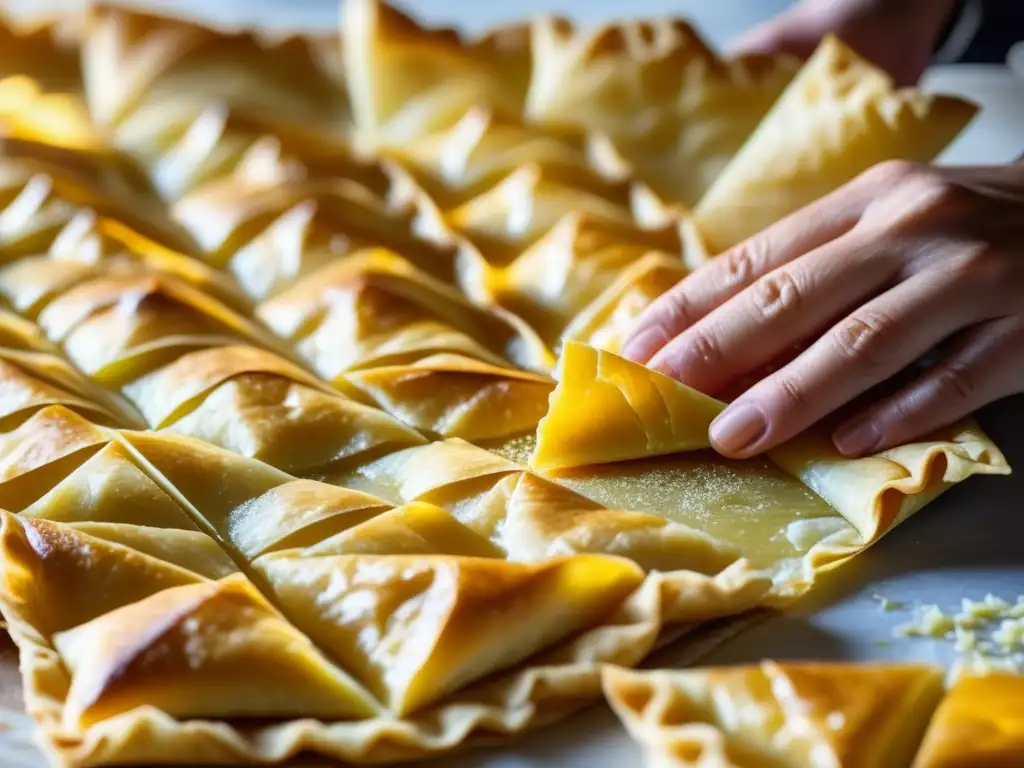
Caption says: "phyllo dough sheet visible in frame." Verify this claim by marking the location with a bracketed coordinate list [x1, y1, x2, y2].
[0, 1, 1005, 766]
[603, 663, 1024, 768]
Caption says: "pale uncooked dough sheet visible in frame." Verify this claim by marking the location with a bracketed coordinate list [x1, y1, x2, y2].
[0, 3, 1020, 767]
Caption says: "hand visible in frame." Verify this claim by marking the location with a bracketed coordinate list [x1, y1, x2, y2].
[732, 0, 959, 86]
[622, 160, 1024, 459]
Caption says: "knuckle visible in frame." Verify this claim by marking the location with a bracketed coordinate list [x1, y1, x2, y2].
[749, 269, 802, 321]
[882, 177, 972, 235]
[953, 245, 1016, 290]
[774, 373, 810, 412]
[908, 177, 969, 215]
[861, 159, 922, 188]
[687, 327, 723, 368]
[932, 363, 979, 405]
[656, 289, 695, 330]
[720, 243, 760, 291]
[831, 310, 898, 368]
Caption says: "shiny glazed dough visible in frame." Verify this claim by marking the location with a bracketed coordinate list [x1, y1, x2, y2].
[0, 2, 1004, 766]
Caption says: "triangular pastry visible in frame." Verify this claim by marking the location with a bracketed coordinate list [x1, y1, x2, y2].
[499, 471, 738, 572]
[694, 35, 977, 252]
[81, 5, 353, 199]
[119, 345, 426, 476]
[173, 176, 458, 298]
[37, 271, 298, 385]
[301, 501, 505, 558]
[225, 479, 393, 560]
[493, 212, 702, 344]
[257, 248, 554, 376]
[66, 523, 237, 580]
[0, 353, 125, 428]
[388, 107, 630, 210]
[344, 0, 528, 148]
[0, 512, 206, 635]
[52, 574, 378, 727]
[562, 252, 689, 353]
[117, 430, 293, 541]
[603, 661, 945, 768]
[256, 551, 644, 715]
[0, 212, 249, 316]
[447, 163, 637, 264]
[354, 437, 523, 506]
[913, 673, 1024, 768]
[0, 14, 81, 93]
[159, 371, 428, 478]
[531, 341, 724, 470]
[0, 406, 111, 497]
[341, 353, 554, 441]
[120, 343, 334, 428]
[526, 15, 799, 206]
[17, 440, 199, 529]
[0, 138, 199, 257]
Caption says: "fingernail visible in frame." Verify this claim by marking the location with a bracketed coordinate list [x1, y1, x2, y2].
[621, 328, 665, 363]
[833, 419, 882, 456]
[709, 403, 768, 455]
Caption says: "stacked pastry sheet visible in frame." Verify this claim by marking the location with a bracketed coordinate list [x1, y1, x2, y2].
[0, 1, 1012, 766]
[604, 662, 1024, 767]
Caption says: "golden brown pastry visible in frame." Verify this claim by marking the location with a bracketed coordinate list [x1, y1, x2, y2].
[0, 13, 82, 94]
[913, 673, 1024, 768]
[0, 136, 199, 256]
[340, 353, 554, 440]
[301, 500, 506, 558]
[562, 252, 690, 353]
[344, 0, 529, 148]
[490, 211, 705, 345]
[532, 341, 725, 470]
[256, 550, 645, 715]
[526, 15, 799, 206]
[257, 248, 554, 376]
[172, 173, 459, 298]
[447, 163, 638, 264]
[384, 107, 632, 210]
[693, 35, 977, 253]
[603, 661, 945, 767]
[0, 3, 1007, 766]
[0, 76, 95, 149]
[80, 5, 364, 200]
[53, 574, 379, 727]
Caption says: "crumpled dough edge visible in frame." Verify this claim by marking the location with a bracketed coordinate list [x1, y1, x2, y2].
[770, 417, 1009, 544]
[2, 557, 770, 766]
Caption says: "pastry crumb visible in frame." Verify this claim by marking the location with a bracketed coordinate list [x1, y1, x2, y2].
[958, 594, 1011, 621]
[953, 626, 977, 653]
[894, 605, 953, 638]
[992, 618, 1024, 649]
[871, 593, 903, 611]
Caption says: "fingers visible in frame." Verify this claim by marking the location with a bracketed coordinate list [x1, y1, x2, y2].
[833, 316, 1024, 456]
[728, 2, 825, 58]
[708, 266, 993, 458]
[621, 180, 871, 365]
[645, 229, 898, 394]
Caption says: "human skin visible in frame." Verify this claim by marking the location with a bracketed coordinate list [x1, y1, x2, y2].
[730, 0, 960, 86]
[621, 160, 1024, 459]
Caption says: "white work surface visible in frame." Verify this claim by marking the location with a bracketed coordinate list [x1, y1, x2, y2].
[1, 2, 1022, 767]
